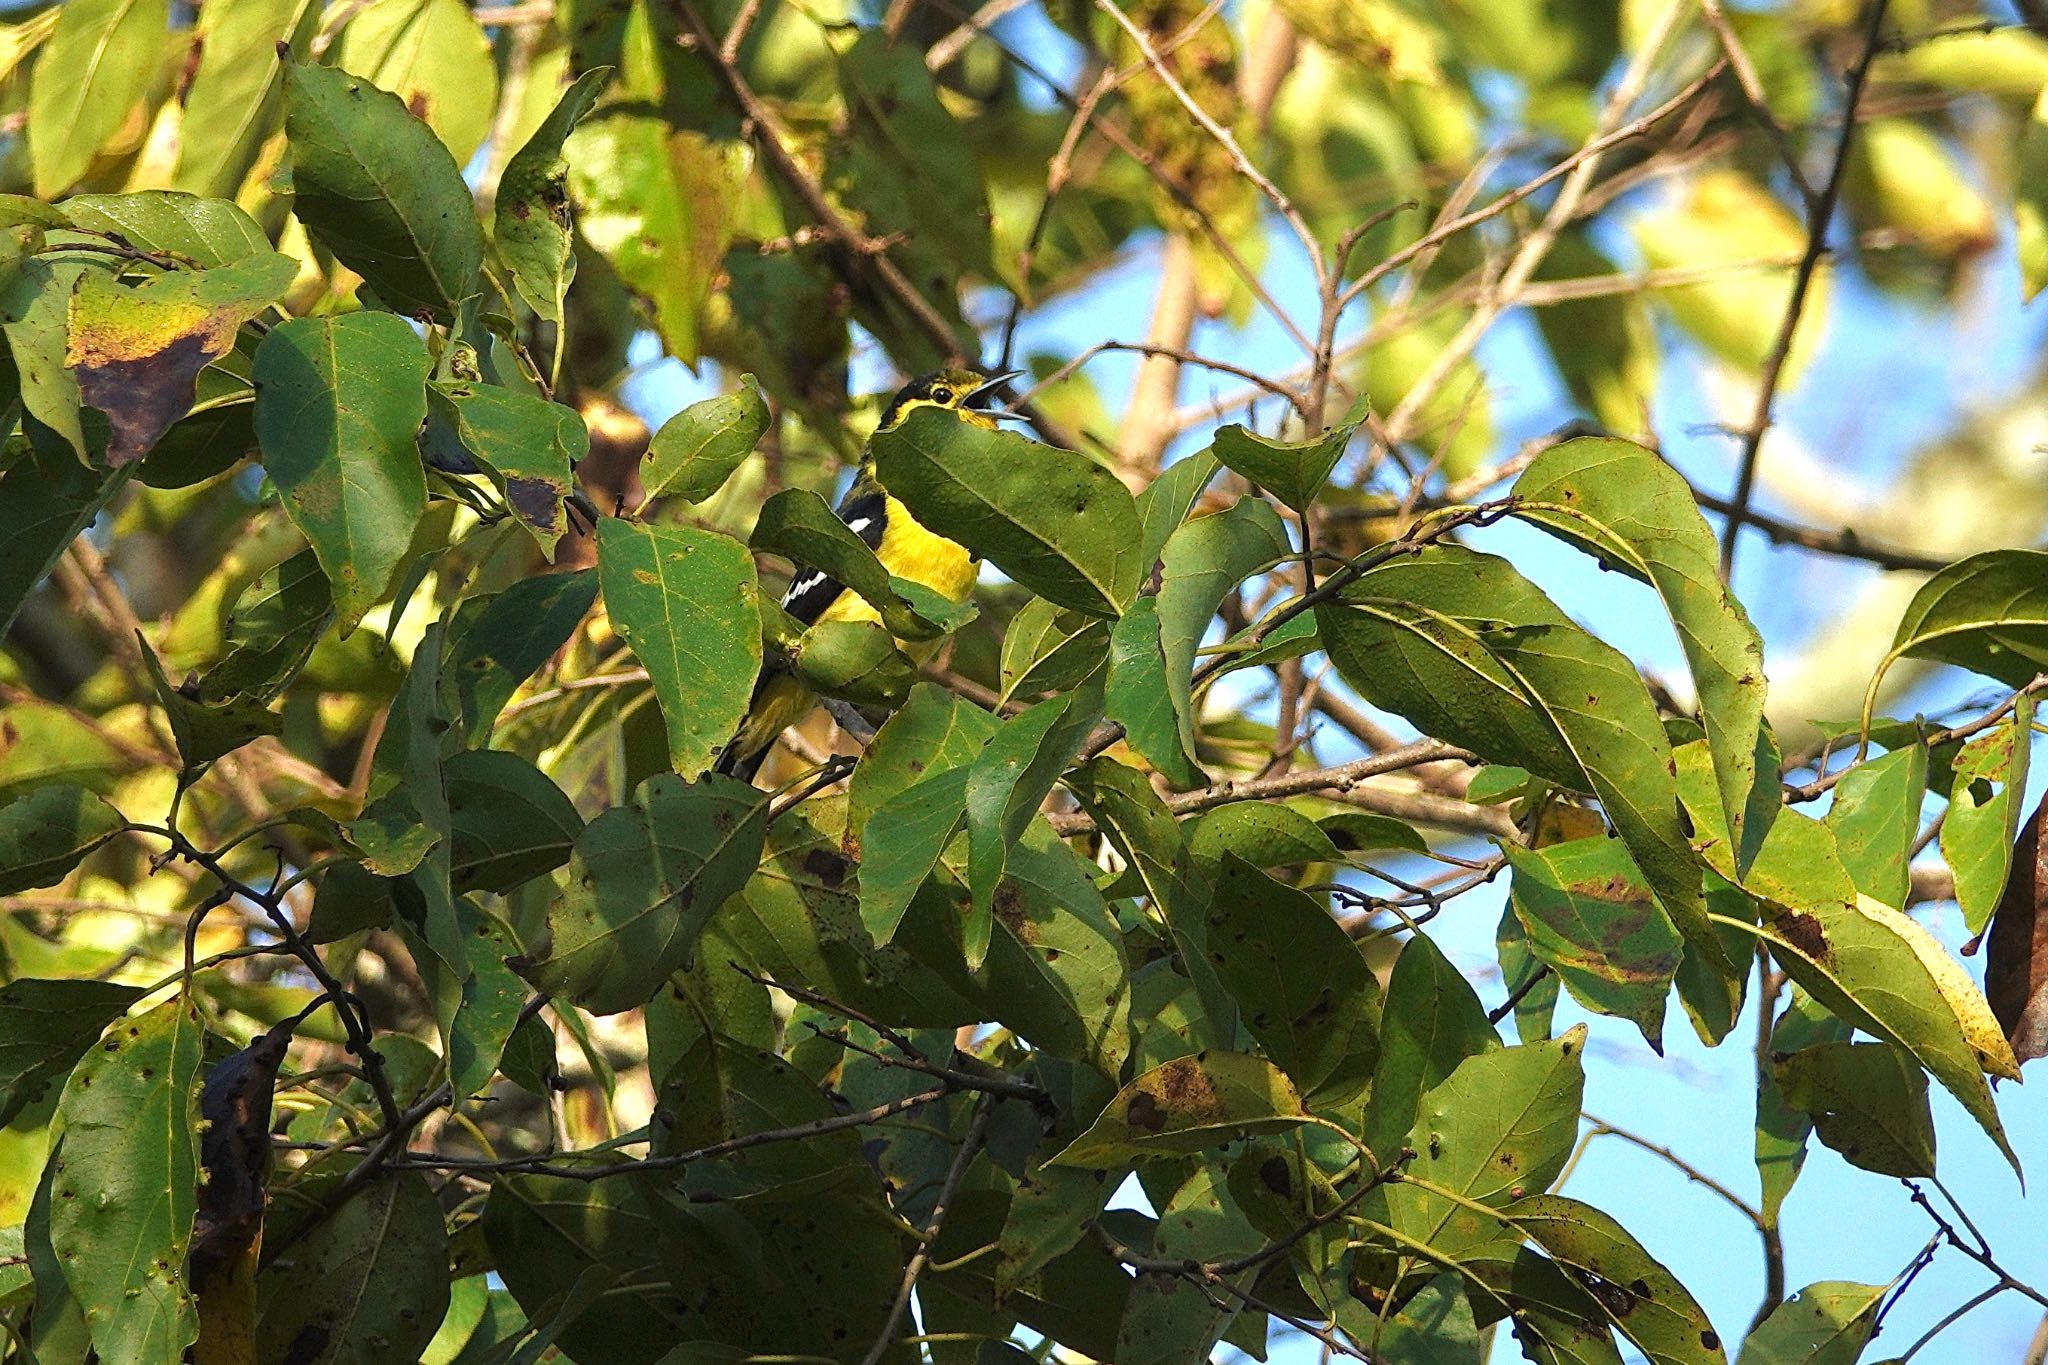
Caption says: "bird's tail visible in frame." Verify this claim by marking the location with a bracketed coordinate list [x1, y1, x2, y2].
[714, 667, 815, 782]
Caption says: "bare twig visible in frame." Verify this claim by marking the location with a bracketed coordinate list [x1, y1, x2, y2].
[860, 1096, 995, 1365]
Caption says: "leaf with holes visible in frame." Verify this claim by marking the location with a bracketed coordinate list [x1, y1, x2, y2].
[1943, 694, 2033, 933]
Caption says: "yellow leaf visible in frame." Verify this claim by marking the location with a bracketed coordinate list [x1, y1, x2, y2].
[1856, 894, 2021, 1081]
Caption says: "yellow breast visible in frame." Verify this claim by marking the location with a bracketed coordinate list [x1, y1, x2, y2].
[816, 493, 976, 632]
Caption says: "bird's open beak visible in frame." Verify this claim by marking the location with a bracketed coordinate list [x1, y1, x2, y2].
[966, 370, 1024, 407]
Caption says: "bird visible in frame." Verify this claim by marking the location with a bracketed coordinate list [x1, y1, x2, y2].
[715, 366, 1019, 781]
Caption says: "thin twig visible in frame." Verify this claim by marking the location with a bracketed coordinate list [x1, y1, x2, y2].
[860, 1096, 995, 1365]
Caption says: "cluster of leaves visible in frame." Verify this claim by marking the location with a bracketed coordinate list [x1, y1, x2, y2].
[2, 1, 2048, 1364]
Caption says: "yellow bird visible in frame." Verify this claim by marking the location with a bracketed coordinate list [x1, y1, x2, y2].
[715, 366, 1018, 781]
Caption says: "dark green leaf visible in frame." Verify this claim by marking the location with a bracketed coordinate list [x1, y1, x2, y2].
[1506, 1193, 1726, 1365]
[0, 430, 126, 635]
[256, 1168, 451, 1365]
[1514, 437, 1767, 863]
[643, 375, 769, 505]
[594, 519, 761, 778]
[0, 784, 125, 896]
[496, 66, 611, 322]
[140, 634, 282, 769]
[648, 1034, 868, 1202]
[1115, 1166, 1263, 1365]
[202, 548, 334, 702]
[1505, 836, 1683, 1049]
[1774, 1041, 1935, 1178]
[963, 671, 1104, 966]
[1942, 693, 2033, 933]
[1209, 401, 1364, 512]
[1320, 547, 1727, 984]
[1883, 548, 2048, 689]
[790, 619, 915, 706]
[282, 57, 485, 320]
[253, 312, 431, 630]
[1001, 598, 1111, 702]
[445, 748, 582, 894]
[1756, 989, 1850, 1227]
[1133, 448, 1218, 570]
[1051, 1052, 1309, 1166]
[515, 772, 770, 1014]
[27, 0, 170, 198]
[870, 406, 1143, 618]
[1497, 899, 1561, 1043]
[0, 977, 144, 1127]
[446, 568, 599, 743]
[1737, 1281, 1885, 1365]
[1206, 855, 1379, 1104]
[858, 764, 972, 947]
[1189, 802, 1345, 870]
[996, 1162, 1114, 1296]
[50, 997, 204, 1362]
[1362, 931, 1497, 1165]
[427, 383, 588, 558]
[1105, 596, 1202, 787]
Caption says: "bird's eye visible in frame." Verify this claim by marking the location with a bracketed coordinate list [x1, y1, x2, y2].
[931, 386, 954, 404]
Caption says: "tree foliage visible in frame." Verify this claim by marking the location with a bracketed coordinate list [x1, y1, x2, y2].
[2, 1, 2046, 1362]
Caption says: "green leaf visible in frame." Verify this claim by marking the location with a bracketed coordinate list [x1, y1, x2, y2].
[1362, 931, 1498, 1165]
[445, 748, 582, 894]
[0, 430, 126, 636]
[1736, 1281, 1885, 1365]
[1505, 1194, 1727, 1365]
[0, 784, 125, 896]
[1755, 989, 1850, 1227]
[642, 375, 769, 505]
[594, 519, 761, 778]
[174, 0, 323, 198]
[1206, 854, 1380, 1104]
[256, 1168, 451, 1365]
[1774, 1041, 1935, 1178]
[446, 568, 599, 743]
[333, 0, 499, 164]
[514, 772, 770, 1014]
[1881, 548, 2048, 690]
[567, 113, 744, 364]
[648, 1034, 868, 1202]
[27, 0, 170, 198]
[846, 681, 998, 837]
[870, 406, 1143, 618]
[1513, 437, 1767, 861]
[2022, 83, 2048, 301]
[1051, 1051, 1310, 1167]
[1189, 802, 1345, 870]
[789, 619, 915, 706]
[426, 383, 588, 558]
[0, 977, 144, 1127]
[1133, 447, 1218, 570]
[1321, 547, 1726, 982]
[140, 633, 282, 769]
[495, 66, 610, 323]
[1321, 810, 1430, 856]
[750, 486, 960, 641]
[1209, 400, 1364, 512]
[858, 764, 972, 947]
[3, 258, 94, 461]
[1505, 836, 1683, 1049]
[282, 57, 485, 320]
[253, 313, 431, 631]
[996, 1162, 1114, 1296]
[1941, 693, 2034, 933]
[1114, 1166, 1264, 1365]
[481, 1172, 681, 1364]
[1823, 742, 1926, 908]
[51, 997, 204, 1364]
[1105, 596, 1203, 787]
[202, 547, 334, 703]
[1726, 809, 2019, 1173]
[963, 672, 1104, 967]
[1002, 598, 1111, 702]
[1497, 899, 1562, 1044]
[64, 253, 294, 467]
[62, 191, 275, 268]
[1380, 1029, 1587, 1264]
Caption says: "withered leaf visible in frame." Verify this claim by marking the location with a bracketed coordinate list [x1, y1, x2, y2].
[1985, 794, 2048, 1065]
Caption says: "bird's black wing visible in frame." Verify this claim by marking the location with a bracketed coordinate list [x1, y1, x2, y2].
[780, 485, 887, 628]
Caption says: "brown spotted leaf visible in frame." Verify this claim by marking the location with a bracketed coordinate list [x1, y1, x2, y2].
[1050, 1051, 1309, 1167]
[66, 253, 295, 466]
[1506, 1194, 1727, 1365]
[1986, 793, 2048, 1065]
[189, 1016, 297, 1293]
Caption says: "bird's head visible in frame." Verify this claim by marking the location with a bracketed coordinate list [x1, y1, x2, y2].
[877, 367, 1022, 433]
